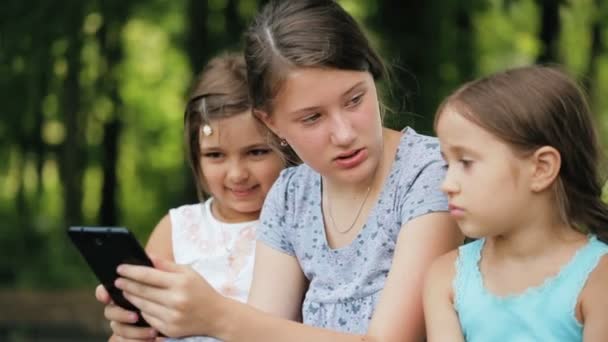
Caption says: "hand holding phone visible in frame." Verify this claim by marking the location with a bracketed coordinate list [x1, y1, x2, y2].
[67, 226, 153, 327]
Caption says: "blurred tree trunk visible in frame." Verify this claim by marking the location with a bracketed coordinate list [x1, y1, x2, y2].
[0, 2, 57, 284]
[226, 0, 244, 48]
[535, 0, 562, 63]
[58, 5, 86, 227]
[583, 6, 602, 92]
[98, 2, 131, 226]
[187, 0, 209, 75]
[182, 0, 209, 203]
[99, 118, 121, 226]
[584, 0, 605, 144]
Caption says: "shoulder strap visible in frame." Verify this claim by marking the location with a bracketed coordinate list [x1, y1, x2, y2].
[453, 239, 485, 311]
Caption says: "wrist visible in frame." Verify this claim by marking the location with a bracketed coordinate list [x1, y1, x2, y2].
[209, 295, 239, 340]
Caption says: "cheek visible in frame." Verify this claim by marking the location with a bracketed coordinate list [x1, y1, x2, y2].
[255, 159, 284, 186]
[200, 164, 225, 191]
[350, 103, 382, 138]
[360, 94, 380, 119]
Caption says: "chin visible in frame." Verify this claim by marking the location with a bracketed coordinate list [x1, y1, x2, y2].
[457, 223, 487, 240]
[344, 160, 377, 182]
[232, 203, 263, 215]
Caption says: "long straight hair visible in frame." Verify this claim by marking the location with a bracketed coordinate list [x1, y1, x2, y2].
[435, 65, 608, 243]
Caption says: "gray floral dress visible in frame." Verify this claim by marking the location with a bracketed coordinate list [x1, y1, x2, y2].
[258, 127, 448, 333]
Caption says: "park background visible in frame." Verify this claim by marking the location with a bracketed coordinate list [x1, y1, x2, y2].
[1, 0, 608, 340]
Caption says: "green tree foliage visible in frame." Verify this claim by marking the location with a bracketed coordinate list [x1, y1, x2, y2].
[0, 0, 607, 289]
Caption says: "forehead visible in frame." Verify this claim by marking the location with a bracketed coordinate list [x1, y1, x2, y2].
[199, 112, 266, 148]
[273, 67, 373, 112]
[436, 107, 507, 153]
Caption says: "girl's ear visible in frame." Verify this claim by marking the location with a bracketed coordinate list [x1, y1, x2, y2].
[529, 146, 561, 192]
[253, 109, 281, 137]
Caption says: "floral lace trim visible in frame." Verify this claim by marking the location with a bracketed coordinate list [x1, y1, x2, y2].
[453, 239, 481, 312]
[473, 235, 600, 305]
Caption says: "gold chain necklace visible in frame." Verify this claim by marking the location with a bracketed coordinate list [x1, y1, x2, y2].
[325, 184, 373, 234]
[324, 142, 384, 234]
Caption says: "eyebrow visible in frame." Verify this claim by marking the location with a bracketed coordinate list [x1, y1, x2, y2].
[200, 143, 270, 153]
[288, 81, 366, 116]
[441, 144, 481, 157]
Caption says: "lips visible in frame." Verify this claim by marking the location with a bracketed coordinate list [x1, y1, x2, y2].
[228, 185, 259, 198]
[448, 203, 465, 218]
[335, 149, 361, 160]
[333, 148, 368, 169]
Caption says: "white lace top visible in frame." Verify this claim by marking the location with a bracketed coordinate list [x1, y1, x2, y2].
[166, 198, 257, 342]
[170, 198, 257, 302]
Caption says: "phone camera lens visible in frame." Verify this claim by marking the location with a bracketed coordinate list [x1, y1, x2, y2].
[95, 237, 103, 246]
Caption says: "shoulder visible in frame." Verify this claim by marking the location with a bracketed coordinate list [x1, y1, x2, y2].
[579, 249, 608, 339]
[388, 129, 448, 220]
[276, 164, 316, 186]
[169, 202, 206, 217]
[581, 250, 608, 308]
[145, 213, 174, 261]
[394, 128, 445, 182]
[397, 127, 442, 163]
[429, 249, 459, 277]
[264, 164, 318, 204]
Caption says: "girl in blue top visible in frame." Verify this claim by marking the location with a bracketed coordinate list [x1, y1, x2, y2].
[424, 65, 608, 341]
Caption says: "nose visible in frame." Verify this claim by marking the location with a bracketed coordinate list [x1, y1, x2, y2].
[227, 159, 249, 184]
[440, 168, 460, 195]
[329, 111, 356, 147]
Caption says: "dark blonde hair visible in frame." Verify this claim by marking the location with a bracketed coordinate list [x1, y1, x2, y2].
[435, 65, 608, 243]
[184, 53, 259, 199]
[244, 0, 387, 114]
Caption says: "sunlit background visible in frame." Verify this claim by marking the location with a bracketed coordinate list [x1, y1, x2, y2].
[1, 0, 607, 340]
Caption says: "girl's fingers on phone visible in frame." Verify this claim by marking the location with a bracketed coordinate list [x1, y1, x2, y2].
[109, 333, 155, 342]
[109, 321, 158, 340]
[104, 303, 139, 324]
[118, 258, 189, 290]
[95, 284, 112, 304]
[117, 277, 169, 305]
[123, 292, 170, 322]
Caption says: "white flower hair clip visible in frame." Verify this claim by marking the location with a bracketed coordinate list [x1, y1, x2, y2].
[202, 124, 213, 136]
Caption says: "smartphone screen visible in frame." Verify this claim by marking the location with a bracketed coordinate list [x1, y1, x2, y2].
[67, 226, 153, 327]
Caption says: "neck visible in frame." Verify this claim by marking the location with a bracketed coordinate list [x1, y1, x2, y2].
[488, 197, 585, 260]
[323, 128, 397, 196]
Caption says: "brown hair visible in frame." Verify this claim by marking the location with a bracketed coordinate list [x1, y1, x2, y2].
[435, 65, 608, 243]
[184, 53, 256, 199]
[244, 0, 387, 114]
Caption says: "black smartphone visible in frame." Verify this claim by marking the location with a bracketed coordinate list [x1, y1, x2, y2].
[67, 226, 153, 327]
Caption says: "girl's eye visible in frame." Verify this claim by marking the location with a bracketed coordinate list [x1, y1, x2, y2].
[249, 148, 272, 157]
[346, 93, 364, 107]
[460, 159, 473, 168]
[203, 152, 223, 159]
[301, 113, 321, 124]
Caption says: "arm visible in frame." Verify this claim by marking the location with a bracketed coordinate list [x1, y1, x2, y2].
[247, 241, 308, 320]
[117, 213, 461, 341]
[196, 212, 461, 341]
[581, 254, 608, 341]
[97, 214, 174, 341]
[423, 250, 465, 342]
[367, 212, 463, 341]
[145, 214, 174, 260]
[111, 241, 308, 338]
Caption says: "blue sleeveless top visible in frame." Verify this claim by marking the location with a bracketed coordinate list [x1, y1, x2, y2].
[454, 235, 608, 342]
